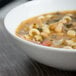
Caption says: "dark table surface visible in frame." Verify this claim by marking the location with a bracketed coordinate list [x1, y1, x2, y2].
[0, 19, 76, 76]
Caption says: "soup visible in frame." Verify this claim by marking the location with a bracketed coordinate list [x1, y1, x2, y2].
[16, 11, 76, 49]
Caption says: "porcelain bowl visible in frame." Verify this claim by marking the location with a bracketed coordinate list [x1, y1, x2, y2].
[4, 0, 76, 70]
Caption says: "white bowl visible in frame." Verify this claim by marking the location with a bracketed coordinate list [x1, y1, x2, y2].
[4, 0, 76, 70]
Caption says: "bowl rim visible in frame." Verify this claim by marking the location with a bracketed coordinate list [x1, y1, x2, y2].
[4, 0, 76, 52]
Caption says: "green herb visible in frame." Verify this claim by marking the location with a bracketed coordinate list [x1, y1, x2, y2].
[37, 28, 43, 32]
[73, 29, 76, 31]
[34, 23, 36, 25]
[50, 40, 53, 41]
[64, 23, 72, 28]
[53, 19, 60, 22]
[46, 19, 60, 25]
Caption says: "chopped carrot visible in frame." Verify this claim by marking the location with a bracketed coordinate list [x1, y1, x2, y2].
[41, 40, 52, 46]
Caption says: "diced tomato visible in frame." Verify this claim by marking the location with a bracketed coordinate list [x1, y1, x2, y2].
[41, 40, 52, 46]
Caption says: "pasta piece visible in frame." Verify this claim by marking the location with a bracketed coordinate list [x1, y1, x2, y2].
[60, 16, 72, 23]
[24, 34, 32, 40]
[29, 29, 40, 36]
[67, 30, 76, 37]
[55, 23, 63, 33]
[34, 35, 43, 41]
[42, 26, 51, 34]
[63, 46, 73, 49]
[66, 40, 76, 46]
[41, 32, 49, 38]
[49, 23, 57, 30]
[53, 39, 64, 46]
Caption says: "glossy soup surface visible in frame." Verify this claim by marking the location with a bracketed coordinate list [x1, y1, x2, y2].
[16, 11, 76, 49]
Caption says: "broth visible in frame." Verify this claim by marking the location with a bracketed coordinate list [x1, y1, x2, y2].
[16, 11, 76, 49]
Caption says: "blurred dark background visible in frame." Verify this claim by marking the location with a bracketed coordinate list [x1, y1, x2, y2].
[0, 0, 31, 8]
[0, 0, 14, 8]
[0, 0, 32, 18]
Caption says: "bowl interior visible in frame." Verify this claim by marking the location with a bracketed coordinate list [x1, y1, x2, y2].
[4, 0, 76, 36]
